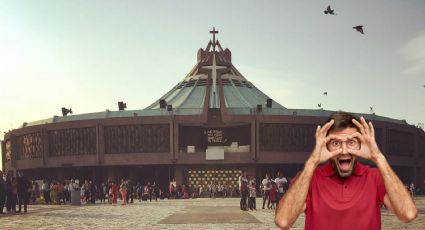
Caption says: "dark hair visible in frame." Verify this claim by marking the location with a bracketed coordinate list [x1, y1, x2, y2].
[325, 111, 360, 135]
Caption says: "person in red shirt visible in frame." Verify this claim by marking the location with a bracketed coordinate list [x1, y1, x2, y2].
[57, 182, 65, 205]
[268, 182, 278, 210]
[169, 179, 176, 199]
[275, 111, 417, 230]
[111, 182, 118, 205]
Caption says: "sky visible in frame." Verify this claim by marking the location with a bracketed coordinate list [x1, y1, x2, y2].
[1, 0, 424, 170]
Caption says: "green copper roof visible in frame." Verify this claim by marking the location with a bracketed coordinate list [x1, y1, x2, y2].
[20, 37, 411, 128]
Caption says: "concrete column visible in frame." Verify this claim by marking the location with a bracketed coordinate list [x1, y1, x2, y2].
[251, 120, 257, 161]
[415, 167, 424, 190]
[170, 120, 174, 161]
[246, 165, 256, 179]
[11, 135, 17, 169]
[154, 167, 159, 184]
[107, 166, 116, 182]
[174, 165, 184, 186]
[1, 140, 5, 171]
[173, 121, 179, 162]
[168, 166, 174, 182]
[97, 123, 104, 164]
[130, 167, 137, 182]
[256, 119, 260, 162]
[57, 169, 64, 181]
[42, 128, 48, 165]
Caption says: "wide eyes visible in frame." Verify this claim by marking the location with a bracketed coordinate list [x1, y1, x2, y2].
[327, 138, 360, 150]
[330, 140, 341, 147]
[347, 139, 358, 147]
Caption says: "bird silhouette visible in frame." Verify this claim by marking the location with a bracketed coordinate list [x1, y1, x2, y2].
[353, 25, 364, 34]
[318, 103, 322, 108]
[323, 92, 328, 96]
[324, 5, 336, 15]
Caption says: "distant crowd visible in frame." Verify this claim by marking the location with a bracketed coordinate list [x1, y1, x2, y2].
[0, 169, 419, 216]
[238, 171, 289, 211]
[0, 170, 32, 214]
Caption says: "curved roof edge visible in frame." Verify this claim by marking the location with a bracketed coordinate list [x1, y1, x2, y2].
[21, 108, 410, 128]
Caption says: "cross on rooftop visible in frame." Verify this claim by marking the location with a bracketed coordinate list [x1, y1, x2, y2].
[210, 27, 219, 51]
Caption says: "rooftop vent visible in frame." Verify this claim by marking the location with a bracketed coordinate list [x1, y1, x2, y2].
[242, 81, 252, 88]
[118, 101, 127, 111]
[160, 99, 167, 109]
[232, 79, 243, 87]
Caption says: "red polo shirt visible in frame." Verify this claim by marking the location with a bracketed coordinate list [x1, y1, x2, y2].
[305, 161, 386, 230]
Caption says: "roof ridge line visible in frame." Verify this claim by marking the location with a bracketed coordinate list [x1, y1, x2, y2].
[228, 77, 251, 108]
[176, 78, 201, 109]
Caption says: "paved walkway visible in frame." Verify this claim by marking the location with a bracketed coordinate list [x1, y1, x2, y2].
[1, 197, 424, 229]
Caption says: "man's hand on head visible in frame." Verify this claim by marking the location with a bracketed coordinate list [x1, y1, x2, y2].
[349, 117, 383, 163]
[309, 120, 342, 167]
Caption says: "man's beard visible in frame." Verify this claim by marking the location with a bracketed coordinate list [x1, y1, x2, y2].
[331, 156, 357, 178]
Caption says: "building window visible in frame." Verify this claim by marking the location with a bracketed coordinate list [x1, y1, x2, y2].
[5, 140, 12, 161]
[104, 124, 170, 154]
[17, 132, 43, 160]
[260, 123, 316, 152]
[48, 127, 96, 156]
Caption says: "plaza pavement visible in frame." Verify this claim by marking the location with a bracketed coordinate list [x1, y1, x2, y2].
[0, 197, 424, 229]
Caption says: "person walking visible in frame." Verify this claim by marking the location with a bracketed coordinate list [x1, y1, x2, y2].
[274, 171, 288, 205]
[17, 171, 31, 213]
[111, 181, 118, 205]
[269, 182, 278, 210]
[57, 181, 65, 205]
[152, 182, 159, 201]
[127, 180, 134, 204]
[120, 179, 128, 205]
[248, 176, 257, 211]
[6, 175, 18, 214]
[261, 173, 272, 209]
[169, 179, 176, 199]
[239, 171, 249, 211]
[100, 183, 107, 203]
[41, 180, 50, 204]
[89, 181, 96, 204]
[0, 170, 7, 214]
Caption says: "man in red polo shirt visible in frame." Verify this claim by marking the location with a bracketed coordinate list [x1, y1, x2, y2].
[275, 111, 417, 230]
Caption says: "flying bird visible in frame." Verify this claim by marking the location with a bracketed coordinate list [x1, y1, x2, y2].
[323, 92, 328, 96]
[318, 103, 322, 108]
[324, 5, 336, 15]
[353, 25, 364, 34]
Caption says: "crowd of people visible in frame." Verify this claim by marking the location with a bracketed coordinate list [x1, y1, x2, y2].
[0, 168, 292, 216]
[238, 170, 289, 212]
[0, 170, 32, 214]
[0, 172, 170, 214]
[1, 166, 420, 219]
[46, 179, 168, 206]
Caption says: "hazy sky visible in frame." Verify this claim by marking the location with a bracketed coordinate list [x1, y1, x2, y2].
[1, 1, 424, 169]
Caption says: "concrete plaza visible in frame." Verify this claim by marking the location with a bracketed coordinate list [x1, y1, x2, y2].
[0, 197, 424, 229]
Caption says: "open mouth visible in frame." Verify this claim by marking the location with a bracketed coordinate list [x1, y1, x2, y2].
[337, 158, 353, 172]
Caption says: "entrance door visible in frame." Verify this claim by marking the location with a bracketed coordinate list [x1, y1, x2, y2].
[186, 167, 243, 197]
